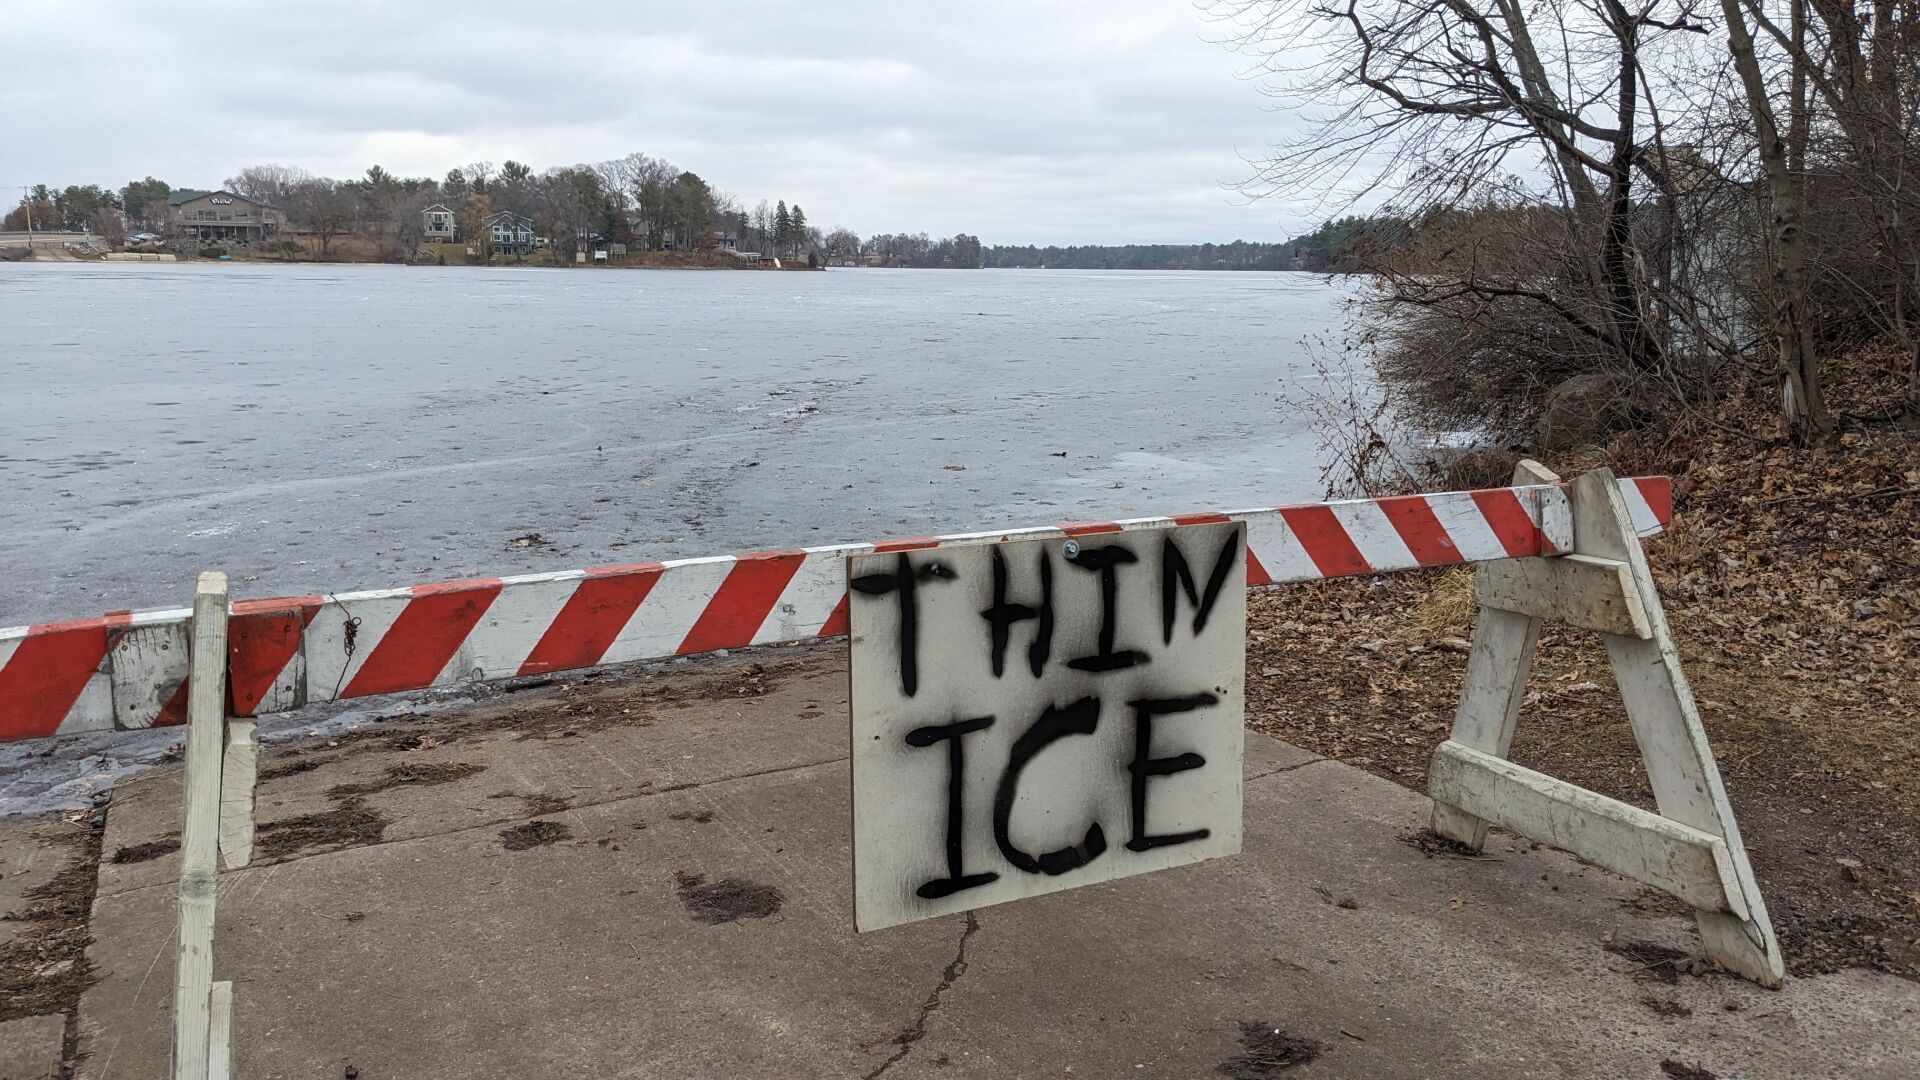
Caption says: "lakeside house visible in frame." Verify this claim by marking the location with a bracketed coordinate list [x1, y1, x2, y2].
[659, 228, 739, 252]
[422, 204, 456, 242]
[1634, 144, 1759, 352]
[167, 190, 283, 244]
[487, 211, 537, 255]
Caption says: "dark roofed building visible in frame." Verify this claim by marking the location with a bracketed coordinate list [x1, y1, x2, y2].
[167, 190, 284, 244]
[487, 211, 538, 255]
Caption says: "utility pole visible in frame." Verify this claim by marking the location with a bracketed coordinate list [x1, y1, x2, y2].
[20, 186, 33, 250]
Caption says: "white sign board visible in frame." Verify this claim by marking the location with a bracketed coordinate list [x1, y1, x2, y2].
[849, 520, 1246, 931]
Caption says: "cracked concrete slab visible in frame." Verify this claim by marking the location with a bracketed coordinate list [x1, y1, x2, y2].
[73, 650, 1920, 1079]
[863, 911, 981, 1080]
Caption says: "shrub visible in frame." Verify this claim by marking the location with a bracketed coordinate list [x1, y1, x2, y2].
[198, 247, 227, 259]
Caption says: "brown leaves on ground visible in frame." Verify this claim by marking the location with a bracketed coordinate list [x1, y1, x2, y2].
[1249, 365, 1920, 980]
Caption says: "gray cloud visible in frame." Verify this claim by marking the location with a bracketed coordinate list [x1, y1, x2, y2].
[0, 0, 1321, 243]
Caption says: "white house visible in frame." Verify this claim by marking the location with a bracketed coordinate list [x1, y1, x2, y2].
[422, 204, 455, 242]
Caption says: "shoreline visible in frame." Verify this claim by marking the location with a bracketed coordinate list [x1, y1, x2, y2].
[0, 254, 1329, 273]
[2, 251, 829, 271]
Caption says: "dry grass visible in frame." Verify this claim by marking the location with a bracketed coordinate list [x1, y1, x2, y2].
[1400, 566, 1475, 639]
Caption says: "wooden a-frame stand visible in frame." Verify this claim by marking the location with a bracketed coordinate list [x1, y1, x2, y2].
[1427, 462, 1785, 987]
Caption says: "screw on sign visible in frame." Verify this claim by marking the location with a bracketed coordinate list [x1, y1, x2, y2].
[848, 520, 1246, 931]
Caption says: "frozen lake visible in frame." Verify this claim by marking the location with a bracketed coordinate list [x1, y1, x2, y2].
[1, 263, 1349, 622]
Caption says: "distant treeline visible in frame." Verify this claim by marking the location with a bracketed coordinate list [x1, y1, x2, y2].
[983, 217, 1398, 272]
[4, 155, 984, 268]
[865, 232, 983, 268]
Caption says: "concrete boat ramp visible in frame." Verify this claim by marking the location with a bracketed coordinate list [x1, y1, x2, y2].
[2, 646, 1914, 1078]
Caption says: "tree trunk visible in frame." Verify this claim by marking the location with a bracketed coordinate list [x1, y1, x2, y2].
[1494, 0, 1600, 214]
[1599, 0, 1662, 374]
[1721, 0, 1832, 442]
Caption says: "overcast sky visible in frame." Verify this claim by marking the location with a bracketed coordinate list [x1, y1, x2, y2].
[0, 0, 1323, 245]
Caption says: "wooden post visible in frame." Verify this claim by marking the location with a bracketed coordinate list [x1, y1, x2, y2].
[218, 720, 257, 869]
[173, 572, 229, 1080]
[208, 981, 234, 1080]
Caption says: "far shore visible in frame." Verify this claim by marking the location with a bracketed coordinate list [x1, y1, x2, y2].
[0, 242, 838, 271]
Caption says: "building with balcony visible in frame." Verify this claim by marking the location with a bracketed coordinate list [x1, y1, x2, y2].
[487, 211, 538, 256]
[167, 190, 284, 243]
[423, 203, 456, 242]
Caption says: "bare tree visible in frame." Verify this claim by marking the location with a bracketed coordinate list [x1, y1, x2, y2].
[288, 179, 353, 260]
[748, 200, 774, 252]
[1212, 0, 1794, 438]
[1738, 0, 1920, 421]
[224, 164, 311, 208]
[91, 207, 127, 249]
[823, 226, 862, 259]
[532, 167, 610, 264]
[375, 188, 432, 262]
[590, 157, 642, 242]
[611, 154, 682, 248]
[462, 162, 497, 194]
[1720, 0, 1831, 440]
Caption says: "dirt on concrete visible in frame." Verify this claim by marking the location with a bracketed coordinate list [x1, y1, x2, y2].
[324, 761, 488, 800]
[0, 825, 100, 1048]
[255, 801, 389, 861]
[673, 871, 785, 925]
[1603, 938, 1709, 984]
[498, 820, 571, 850]
[258, 759, 320, 781]
[489, 791, 573, 816]
[107, 837, 179, 864]
[1218, 1021, 1321, 1076]
[494, 659, 791, 742]
[1395, 829, 1491, 860]
[1640, 993, 1694, 1018]
[117, 653, 824, 871]
[62, 639, 1920, 1077]
[293, 655, 821, 758]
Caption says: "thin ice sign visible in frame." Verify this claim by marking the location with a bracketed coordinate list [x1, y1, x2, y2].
[848, 520, 1246, 931]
